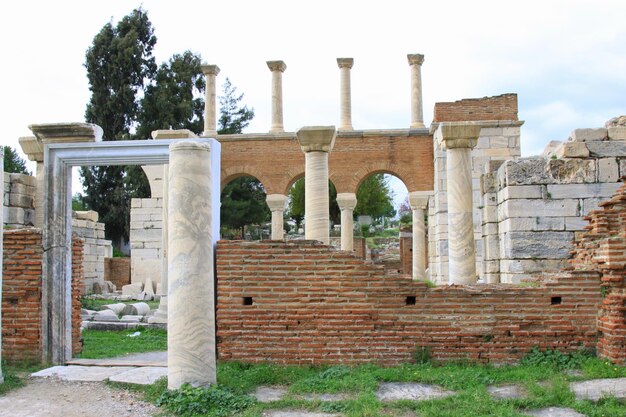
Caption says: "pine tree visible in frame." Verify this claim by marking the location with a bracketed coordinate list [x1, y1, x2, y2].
[3, 146, 30, 175]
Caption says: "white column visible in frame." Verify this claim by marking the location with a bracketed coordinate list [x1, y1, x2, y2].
[267, 60, 286, 132]
[408, 54, 425, 129]
[167, 141, 216, 389]
[336, 193, 357, 251]
[0, 146, 4, 383]
[266, 194, 288, 240]
[296, 126, 337, 245]
[201, 64, 220, 137]
[408, 191, 431, 280]
[337, 58, 354, 130]
[438, 122, 481, 285]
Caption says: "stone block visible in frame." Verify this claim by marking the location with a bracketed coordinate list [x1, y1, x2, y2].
[587, 141, 626, 157]
[547, 159, 596, 183]
[131, 198, 142, 208]
[480, 127, 503, 136]
[598, 158, 619, 182]
[555, 142, 589, 158]
[564, 216, 588, 230]
[608, 126, 626, 141]
[489, 136, 509, 148]
[132, 248, 160, 260]
[503, 231, 574, 259]
[122, 283, 143, 296]
[483, 260, 500, 274]
[497, 185, 543, 201]
[582, 197, 609, 216]
[546, 182, 620, 199]
[501, 158, 553, 186]
[570, 128, 607, 142]
[141, 198, 159, 208]
[499, 199, 579, 219]
[502, 127, 520, 136]
[500, 217, 565, 232]
[620, 158, 626, 177]
[542, 140, 562, 158]
[130, 227, 162, 242]
[9, 192, 34, 208]
[500, 258, 567, 274]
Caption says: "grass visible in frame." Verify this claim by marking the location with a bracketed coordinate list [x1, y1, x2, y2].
[78, 328, 167, 359]
[80, 296, 160, 311]
[0, 360, 50, 396]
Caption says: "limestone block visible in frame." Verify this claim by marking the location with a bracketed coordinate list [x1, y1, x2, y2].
[141, 198, 159, 208]
[620, 159, 626, 177]
[132, 248, 160, 260]
[564, 216, 588, 230]
[508, 136, 520, 148]
[476, 136, 490, 148]
[582, 197, 609, 216]
[500, 259, 568, 274]
[542, 140, 562, 158]
[488, 136, 509, 148]
[547, 182, 620, 199]
[122, 283, 143, 296]
[120, 315, 143, 323]
[499, 199, 579, 219]
[502, 127, 520, 136]
[8, 173, 36, 187]
[598, 158, 619, 182]
[131, 198, 142, 208]
[480, 127, 503, 136]
[497, 185, 543, 201]
[547, 159, 596, 184]
[144, 277, 156, 295]
[483, 260, 500, 273]
[570, 128, 607, 142]
[501, 158, 552, 186]
[4, 206, 25, 224]
[74, 210, 99, 222]
[555, 142, 589, 159]
[608, 126, 626, 141]
[502, 231, 574, 259]
[483, 223, 499, 235]
[499, 217, 565, 232]
[483, 236, 500, 259]
[587, 141, 626, 157]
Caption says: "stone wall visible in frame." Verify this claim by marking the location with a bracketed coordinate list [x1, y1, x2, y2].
[3, 172, 35, 228]
[481, 126, 626, 283]
[216, 240, 600, 365]
[71, 211, 112, 293]
[129, 197, 163, 286]
[2, 229, 83, 361]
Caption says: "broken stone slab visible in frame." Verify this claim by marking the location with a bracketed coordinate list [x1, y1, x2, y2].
[524, 407, 586, 417]
[375, 382, 455, 402]
[570, 377, 626, 401]
[92, 309, 119, 320]
[253, 386, 288, 403]
[134, 291, 153, 301]
[547, 159, 596, 184]
[122, 283, 143, 296]
[31, 365, 135, 382]
[101, 303, 127, 315]
[122, 302, 151, 316]
[103, 280, 117, 293]
[120, 315, 143, 323]
[542, 140, 562, 158]
[586, 141, 626, 157]
[300, 393, 352, 402]
[108, 366, 167, 385]
[92, 282, 103, 294]
[554, 142, 589, 158]
[569, 128, 607, 142]
[487, 384, 527, 399]
[144, 277, 155, 296]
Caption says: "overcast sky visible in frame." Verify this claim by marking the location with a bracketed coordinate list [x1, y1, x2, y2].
[1, 0, 625, 199]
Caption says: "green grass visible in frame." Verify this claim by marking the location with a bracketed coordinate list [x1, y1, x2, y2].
[0, 360, 50, 396]
[78, 328, 167, 359]
[80, 296, 160, 311]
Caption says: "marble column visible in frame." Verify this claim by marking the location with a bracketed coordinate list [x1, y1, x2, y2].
[408, 191, 431, 280]
[266, 194, 288, 240]
[337, 58, 354, 130]
[0, 146, 4, 383]
[407, 54, 425, 129]
[201, 64, 220, 137]
[167, 140, 216, 389]
[336, 193, 357, 251]
[438, 122, 481, 285]
[267, 60, 286, 133]
[296, 126, 337, 245]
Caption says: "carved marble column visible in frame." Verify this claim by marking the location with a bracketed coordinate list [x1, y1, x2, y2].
[201, 64, 220, 137]
[296, 126, 337, 245]
[438, 122, 481, 284]
[267, 60, 286, 132]
[266, 194, 288, 240]
[336, 193, 357, 251]
[337, 58, 354, 130]
[167, 140, 216, 389]
[408, 191, 431, 280]
[407, 54, 425, 129]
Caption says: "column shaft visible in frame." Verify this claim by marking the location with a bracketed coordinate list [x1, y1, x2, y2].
[412, 207, 426, 279]
[201, 65, 220, 137]
[408, 54, 425, 129]
[266, 194, 288, 240]
[267, 61, 286, 132]
[167, 141, 216, 389]
[337, 58, 354, 130]
[305, 152, 330, 244]
[336, 193, 357, 251]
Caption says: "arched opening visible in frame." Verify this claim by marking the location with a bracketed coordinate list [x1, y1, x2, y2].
[220, 175, 270, 240]
[285, 177, 339, 238]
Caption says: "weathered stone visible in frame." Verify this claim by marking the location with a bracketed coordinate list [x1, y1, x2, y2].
[570, 377, 626, 401]
[120, 315, 143, 323]
[503, 231, 574, 259]
[620, 158, 626, 177]
[122, 283, 143, 296]
[605, 115, 626, 127]
[502, 158, 553, 186]
[497, 185, 543, 201]
[525, 407, 586, 417]
[92, 310, 120, 322]
[375, 382, 455, 402]
[542, 140, 562, 158]
[92, 282, 103, 294]
[555, 142, 589, 158]
[500, 217, 565, 232]
[253, 386, 288, 403]
[499, 199, 579, 219]
[586, 141, 626, 157]
[101, 303, 126, 315]
[500, 259, 568, 274]
[108, 366, 168, 385]
[569, 128, 607, 142]
[31, 365, 135, 382]
[546, 182, 621, 199]
[103, 281, 116, 293]
[487, 384, 527, 399]
[608, 126, 626, 141]
[121, 302, 151, 316]
[598, 158, 620, 182]
[547, 159, 596, 183]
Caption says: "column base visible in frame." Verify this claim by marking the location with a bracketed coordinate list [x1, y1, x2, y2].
[410, 122, 426, 129]
[148, 295, 168, 324]
[202, 130, 218, 138]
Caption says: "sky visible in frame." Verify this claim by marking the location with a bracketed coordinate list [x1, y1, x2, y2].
[1, 0, 625, 202]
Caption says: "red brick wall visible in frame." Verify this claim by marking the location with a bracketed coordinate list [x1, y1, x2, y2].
[434, 93, 518, 122]
[568, 179, 626, 364]
[2, 229, 83, 362]
[216, 240, 600, 365]
[104, 257, 131, 289]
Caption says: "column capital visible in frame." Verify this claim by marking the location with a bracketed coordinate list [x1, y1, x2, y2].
[336, 58, 354, 69]
[29, 122, 103, 143]
[266, 194, 288, 211]
[201, 64, 220, 76]
[336, 193, 357, 210]
[407, 53, 425, 66]
[408, 191, 432, 210]
[437, 122, 482, 150]
[297, 126, 337, 153]
[267, 60, 287, 72]
[19, 136, 44, 162]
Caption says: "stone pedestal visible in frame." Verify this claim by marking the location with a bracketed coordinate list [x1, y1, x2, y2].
[267, 60, 286, 133]
[297, 126, 337, 245]
[337, 58, 354, 130]
[201, 65, 220, 137]
[167, 141, 216, 389]
[409, 191, 431, 280]
[438, 122, 481, 284]
[407, 54, 425, 129]
[336, 193, 357, 251]
[266, 194, 288, 240]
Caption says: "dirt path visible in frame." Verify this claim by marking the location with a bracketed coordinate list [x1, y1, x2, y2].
[0, 377, 164, 417]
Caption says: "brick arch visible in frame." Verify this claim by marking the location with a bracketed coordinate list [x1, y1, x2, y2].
[220, 165, 272, 193]
[345, 162, 415, 195]
[282, 170, 305, 195]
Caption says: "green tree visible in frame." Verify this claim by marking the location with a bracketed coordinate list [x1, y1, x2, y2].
[80, 8, 157, 246]
[354, 174, 396, 221]
[220, 176, 269, 238]
[3, 146, 30, 175]
[287, 178, 341, 230]
[218, 78, 255, 134]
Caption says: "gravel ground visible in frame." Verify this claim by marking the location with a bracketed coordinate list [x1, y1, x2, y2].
[0, 377, 164, 417]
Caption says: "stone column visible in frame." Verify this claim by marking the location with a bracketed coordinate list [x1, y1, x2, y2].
[201, 64, 220, 137]
[438, 122, 481, 284]
[267, 60, 286, 133]
[167, 140, 216, 389]
[407, 54, 425, 129]
[337, 58, 354, 130]
[296, 126, 337, 245]
[336, 193, 357, 251]
[408, 191, 431, 280]
[266, 194, 288, 240]
[0, 146, 3, 383]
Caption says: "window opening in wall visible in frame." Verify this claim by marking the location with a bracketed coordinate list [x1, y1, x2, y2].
[243, 296, 253, 306]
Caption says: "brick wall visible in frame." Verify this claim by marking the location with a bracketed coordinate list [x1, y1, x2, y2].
[216, 240, 600, 365]
[433, 93, 518, 122]
[2, 229, 83, 362]
[104, 257, 131, 289]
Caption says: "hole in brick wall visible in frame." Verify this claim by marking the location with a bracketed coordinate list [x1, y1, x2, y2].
[242, 297, 253, 306]
[406, 296, 416, 305]
[8, 297, 18, 305]
[551, 296, 562, 305]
